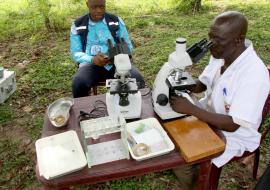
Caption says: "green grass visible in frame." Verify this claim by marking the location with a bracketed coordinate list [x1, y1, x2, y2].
[27, 116, 44, 140]
[0, 105, 14, 124]
[0, 139, 36, 189]
[0, 0, 270, 189]
[73, 171, 178, 190]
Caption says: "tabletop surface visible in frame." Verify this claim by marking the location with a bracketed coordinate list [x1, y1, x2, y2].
[37, 88, 225, 188]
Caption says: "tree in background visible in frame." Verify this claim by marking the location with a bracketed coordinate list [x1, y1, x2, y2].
[29, 0, 52, 30]
[177, 0, 202, 12]
[188, 0, 202, 11]
[28, 0, 74, 32]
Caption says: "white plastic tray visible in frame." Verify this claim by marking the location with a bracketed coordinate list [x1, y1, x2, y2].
[35, 130, 87, 180]
[126, 118, 175, 161]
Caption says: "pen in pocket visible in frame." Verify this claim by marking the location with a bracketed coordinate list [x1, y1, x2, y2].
[223, 87, 227, 96]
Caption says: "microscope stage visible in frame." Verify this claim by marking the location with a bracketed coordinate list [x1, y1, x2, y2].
[106, 91, 142, 119]
[166, 71, 196, 91]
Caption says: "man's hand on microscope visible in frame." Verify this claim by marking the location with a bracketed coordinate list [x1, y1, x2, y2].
[92, 53, 110, 67]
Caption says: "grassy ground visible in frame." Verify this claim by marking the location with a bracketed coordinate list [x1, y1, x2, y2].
[0, 0, 270, 189]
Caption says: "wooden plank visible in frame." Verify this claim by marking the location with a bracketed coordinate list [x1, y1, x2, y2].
[163, 116, 225, 162]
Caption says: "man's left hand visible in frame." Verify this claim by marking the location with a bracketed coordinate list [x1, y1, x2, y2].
[92, 53, 110, 67]
[170, 96, 195, 115]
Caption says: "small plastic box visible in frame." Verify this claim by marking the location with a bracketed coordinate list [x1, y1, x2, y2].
[35, 130, 87, 180]
[0, 69, 16, 103]
[126, 118, 175, 161]
[80, 115, 130, 168]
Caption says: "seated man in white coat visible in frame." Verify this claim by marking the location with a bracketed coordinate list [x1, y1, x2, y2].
[171, 11, 270, 189]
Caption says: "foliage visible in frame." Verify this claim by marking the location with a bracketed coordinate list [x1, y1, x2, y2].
[29, 0, 52, 30]
[176, 0, 202, 12]
[0, 104, 14, 124]
[27, 116, 44, 140]
[0, 139, 35, 189]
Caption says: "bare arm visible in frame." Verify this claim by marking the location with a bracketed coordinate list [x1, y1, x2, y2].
[170, 96, 240, 132]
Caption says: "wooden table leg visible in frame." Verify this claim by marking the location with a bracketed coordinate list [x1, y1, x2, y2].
[197, 161, 212, 190]
[44, 186, 70, 190]
[58, 187, 70, 190]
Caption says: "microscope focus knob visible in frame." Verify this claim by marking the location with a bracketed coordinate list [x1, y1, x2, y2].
[156, 94, 168, 106]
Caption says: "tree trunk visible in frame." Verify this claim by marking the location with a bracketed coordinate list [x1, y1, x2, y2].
[192, 0, 202, 12]
[181, 0, 202, 12]
[44, 16, 51, 31]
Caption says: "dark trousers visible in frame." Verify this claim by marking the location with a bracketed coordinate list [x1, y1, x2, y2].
[255, 165, 270, 190]
[173, 164, 199, 190]
[72, 64, 145, 98]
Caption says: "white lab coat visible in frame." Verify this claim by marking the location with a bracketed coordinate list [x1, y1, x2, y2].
[198, 40, 270, 168]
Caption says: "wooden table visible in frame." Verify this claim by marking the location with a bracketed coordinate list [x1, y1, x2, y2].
[36, 88, 224, 190]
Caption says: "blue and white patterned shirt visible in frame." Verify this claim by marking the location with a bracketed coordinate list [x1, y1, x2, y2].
[70, 16, 133, 70]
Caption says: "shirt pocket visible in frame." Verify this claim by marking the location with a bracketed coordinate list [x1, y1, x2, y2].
[222, 82, 233, 114]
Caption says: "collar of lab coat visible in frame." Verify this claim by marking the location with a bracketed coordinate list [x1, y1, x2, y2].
[211, 39, 254, 78]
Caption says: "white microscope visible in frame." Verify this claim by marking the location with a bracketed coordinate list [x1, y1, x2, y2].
[152, 38, 212, 120]
[106, 42, 141, 119]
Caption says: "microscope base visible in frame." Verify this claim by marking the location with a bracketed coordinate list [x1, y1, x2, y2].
[153, 92, 194, 120]
[106, 91, 142, 119]
[154, 104, 185, 120]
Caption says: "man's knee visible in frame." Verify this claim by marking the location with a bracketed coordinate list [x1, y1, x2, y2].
[72, 75, 92, 98]
[72, 75, 88, 89]
[173, 164, 199, 190]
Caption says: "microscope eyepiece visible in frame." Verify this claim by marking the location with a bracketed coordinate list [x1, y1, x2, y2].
[107, 38, 132, 60]
[187, 38, 212, 63]
[206, 41, 213, 48]
[176, 38, 186, 44]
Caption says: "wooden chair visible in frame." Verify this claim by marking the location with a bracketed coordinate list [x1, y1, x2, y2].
[90, 81, 106, 96]
[91, 80, 106, 95]
[209, 69, 270, 190]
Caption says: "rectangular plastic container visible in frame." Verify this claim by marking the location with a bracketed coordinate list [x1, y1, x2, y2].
[35, 130, 87, 180]
[126, 117, 175, 161]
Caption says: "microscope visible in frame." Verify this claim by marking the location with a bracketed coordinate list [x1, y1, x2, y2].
[152, 38, 212, 120]
[106, 39, 141, 119]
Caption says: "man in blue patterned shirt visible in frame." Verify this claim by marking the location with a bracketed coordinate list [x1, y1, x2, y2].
[70, 0, 145, 98]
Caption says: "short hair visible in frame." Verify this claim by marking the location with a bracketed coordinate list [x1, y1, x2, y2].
[214, 11, 248, 38]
